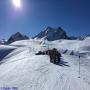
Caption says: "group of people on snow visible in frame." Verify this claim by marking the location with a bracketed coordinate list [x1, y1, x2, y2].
[36, 48, 62, 65]
[49, 48, 61, 64]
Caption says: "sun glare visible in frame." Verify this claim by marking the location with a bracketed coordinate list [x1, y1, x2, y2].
[12, 0, 21, 8]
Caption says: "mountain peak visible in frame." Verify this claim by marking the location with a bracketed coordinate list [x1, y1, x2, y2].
[33, 27, 68, 41]
[14, 32, 22, 35]
[6, 32, 29, 44]
[45, 27, 53, 31]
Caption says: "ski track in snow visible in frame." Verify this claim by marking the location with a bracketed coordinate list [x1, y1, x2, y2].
[0, 40, 90, 90]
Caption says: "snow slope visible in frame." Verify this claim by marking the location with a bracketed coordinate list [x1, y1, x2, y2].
[0, 39, 90, 90]
[0, 45, 16, 61]
[46, 38, 90, 56]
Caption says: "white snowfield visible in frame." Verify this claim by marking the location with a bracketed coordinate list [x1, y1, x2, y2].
[0, 38, 90, 90]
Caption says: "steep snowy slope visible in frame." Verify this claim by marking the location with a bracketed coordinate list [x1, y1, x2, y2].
[0, 45, 16, 61]
[0, 39, 90, 90]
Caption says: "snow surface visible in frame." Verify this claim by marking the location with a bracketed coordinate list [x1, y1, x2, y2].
[0, 39, 90, 90]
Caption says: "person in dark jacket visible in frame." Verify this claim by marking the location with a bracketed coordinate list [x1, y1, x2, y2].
[49, 48, 61, 64]
[55, 51, 61, 64]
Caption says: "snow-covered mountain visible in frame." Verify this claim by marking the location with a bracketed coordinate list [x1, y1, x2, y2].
[77, 34, 90, 40]
[6, 32, 29, 44]
[0, 38, 90, 90]
[33, 27, 69, 41]
[0, 45, 16, 61]
[0, 39, 7, 45]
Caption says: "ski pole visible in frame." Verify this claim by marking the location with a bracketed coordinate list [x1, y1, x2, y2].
[78, 55, 80, 78]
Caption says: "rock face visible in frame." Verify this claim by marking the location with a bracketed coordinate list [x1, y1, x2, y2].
[33, 27, 69, 41]
[6, 32, 29, 44]
[68, 36, 77, 40]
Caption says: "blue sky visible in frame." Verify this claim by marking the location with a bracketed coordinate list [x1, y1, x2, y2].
[0, 0, 90, 39]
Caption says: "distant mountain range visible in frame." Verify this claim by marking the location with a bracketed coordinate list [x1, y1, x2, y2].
[0, 39, 7, 45]
[33, 27, 69, 41]
[6, 32, 29, 44]
[33, 27, 90, 41]
[0, 27, 90, 44]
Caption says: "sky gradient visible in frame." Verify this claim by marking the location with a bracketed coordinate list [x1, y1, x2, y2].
[0, 0, 90, 39]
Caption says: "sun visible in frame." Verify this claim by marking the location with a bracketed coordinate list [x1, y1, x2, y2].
[12, 0, 21, 8]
